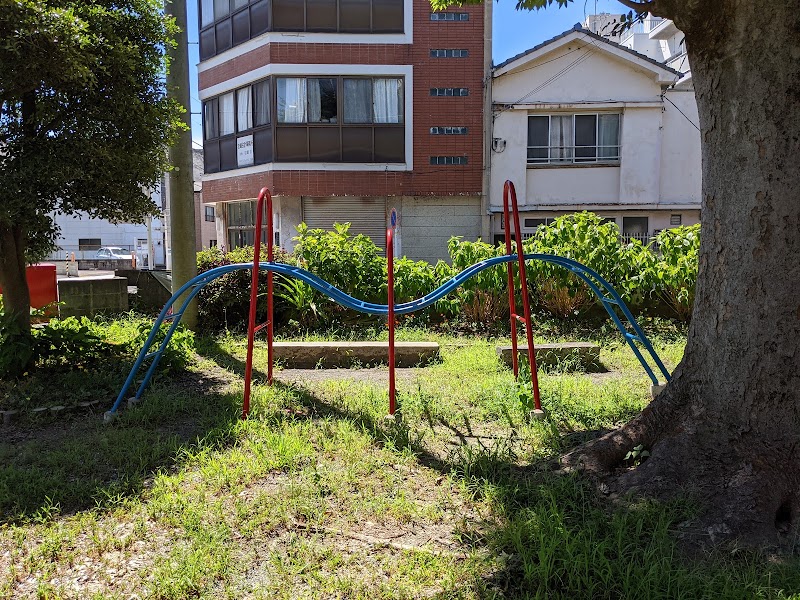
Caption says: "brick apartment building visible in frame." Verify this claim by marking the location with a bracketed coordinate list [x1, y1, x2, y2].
[197, 0, 489, 262]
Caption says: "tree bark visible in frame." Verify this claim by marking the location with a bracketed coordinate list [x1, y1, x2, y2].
[0, 223, 31, 333]
[565, 1, 800, 547]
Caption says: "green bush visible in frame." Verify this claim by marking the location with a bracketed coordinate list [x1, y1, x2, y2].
[446, 237, 511, 324]
[293, 222, 386, 327]
[196, 244, 293, 332]
[523, 213, 654, 317]
[192, 215, 701, 332]
[649, 225, 700, 320]
[0, 314, 195, 410]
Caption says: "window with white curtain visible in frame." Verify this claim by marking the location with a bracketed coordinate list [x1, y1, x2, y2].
[373, 78, 403, 123]
[204, 100, 219, 140]
[343, 79, 372, 123]
[236, 87, 252, 132]
[277, 78, 308, 123]
[527, 113, 620, 164]
[253, 80, 270, 126]
[219, 92, 235, 136]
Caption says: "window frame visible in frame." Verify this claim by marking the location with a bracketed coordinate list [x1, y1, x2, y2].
[199, 0, 405, 60]
[204, 75, 405, 170]
[527, 112, 621, 166]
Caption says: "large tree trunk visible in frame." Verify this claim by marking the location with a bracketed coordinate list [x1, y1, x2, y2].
[566, 1, 800, 546]
[0, 223, 31, 333]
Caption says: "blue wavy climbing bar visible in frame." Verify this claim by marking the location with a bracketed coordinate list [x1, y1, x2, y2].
[108, 254, 671, 416]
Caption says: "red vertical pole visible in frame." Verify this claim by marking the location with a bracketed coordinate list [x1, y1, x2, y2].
[502, 185, 520, 378]
[505, 180, 542, 412]
[243, 187, 272, 419]
[387, 227, 396, 415]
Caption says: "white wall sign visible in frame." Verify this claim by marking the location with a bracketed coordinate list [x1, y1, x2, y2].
[237, 135, 254, 167]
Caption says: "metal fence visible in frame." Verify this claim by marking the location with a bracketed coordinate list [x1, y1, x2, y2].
[45, 245, 137, 261]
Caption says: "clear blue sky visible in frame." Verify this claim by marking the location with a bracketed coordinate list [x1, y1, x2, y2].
[492, 0, 622, 64]
[187, 0, 624, 142]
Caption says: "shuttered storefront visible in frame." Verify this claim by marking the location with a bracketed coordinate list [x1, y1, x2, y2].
[301, 197, 387, 251]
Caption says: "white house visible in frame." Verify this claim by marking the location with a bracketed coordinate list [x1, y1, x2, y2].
[489, 20, 701, 244]
[50, 184, 167, 268]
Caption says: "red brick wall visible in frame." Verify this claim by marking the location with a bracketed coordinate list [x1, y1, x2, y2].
[198, 0, 485, 200]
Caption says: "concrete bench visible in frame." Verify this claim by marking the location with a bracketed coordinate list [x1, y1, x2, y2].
[496, 342, 601, 371]
[272, 341, 440, 369]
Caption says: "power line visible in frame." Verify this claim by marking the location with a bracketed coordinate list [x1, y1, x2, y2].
[662, 93, 700, 131]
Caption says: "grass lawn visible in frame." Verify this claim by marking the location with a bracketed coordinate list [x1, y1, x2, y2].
[1, 321, 799, 598]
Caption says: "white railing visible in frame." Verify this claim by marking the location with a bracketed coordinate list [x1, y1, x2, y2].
[620, 233, 652, 245]
[527, 145, 621, 165]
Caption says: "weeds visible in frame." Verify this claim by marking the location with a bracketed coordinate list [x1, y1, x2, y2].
[1, 327, 799, 598]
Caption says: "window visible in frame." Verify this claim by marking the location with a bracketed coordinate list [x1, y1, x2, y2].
[79, 238, 102, 251]
[203, 78, 273, 173]
[373, 78, 403, 123]
[277, 77, 307, 123]
[670, 214, 682, 226]
[200, 0, 404, 60]
[622, 217, 649, 242]
[236, 87, 252, 132]
[430, 126, 468, 135]
[210, 239, 218, 247]
[430, 49, 469, 58]
[219, 92, 235, 135]
[204, 98, 219, 140]
[205, 206, 216, 222]
[341, 78, 403, 124]
[253, 79, 270, 126]
[205, 75, 405, 170]
[527, 113, 620, 164]
[308, 78, 337, 123]
[430, 12, 468, 20]
[430, 156, 468, 165]
[523, 217, 554, 228]
[430, 87, 469, 96]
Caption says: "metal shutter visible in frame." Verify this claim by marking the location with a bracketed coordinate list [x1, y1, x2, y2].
[301, 197, 387, 251]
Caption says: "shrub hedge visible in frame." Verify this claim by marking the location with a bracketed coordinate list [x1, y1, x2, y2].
[194, 213, 701, 332]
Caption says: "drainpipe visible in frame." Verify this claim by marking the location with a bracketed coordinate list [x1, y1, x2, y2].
[481, 0, 493, 242]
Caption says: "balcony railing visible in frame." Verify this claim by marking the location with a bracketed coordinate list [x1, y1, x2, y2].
[527, 145, 621, 165]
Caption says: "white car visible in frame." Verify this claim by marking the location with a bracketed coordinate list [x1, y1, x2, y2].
[95, 247, 133, 260]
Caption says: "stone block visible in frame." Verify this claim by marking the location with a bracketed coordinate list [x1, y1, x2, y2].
[496, 342, 601, 371]
[58, 276, 129, 318]
[272, 341, 440, 369]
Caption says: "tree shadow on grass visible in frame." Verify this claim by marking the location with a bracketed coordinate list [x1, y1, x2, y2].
[247, 380, 800, 599]
[0, 367, 243, 524]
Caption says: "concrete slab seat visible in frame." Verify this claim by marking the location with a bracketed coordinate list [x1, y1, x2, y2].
[496, 342, 602, 372]
[272, 341, 440, 369]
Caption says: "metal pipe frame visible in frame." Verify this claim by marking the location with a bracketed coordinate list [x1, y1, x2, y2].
[108, 253, 670, 417]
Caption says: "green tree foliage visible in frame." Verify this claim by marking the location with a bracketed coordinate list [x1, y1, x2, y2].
[0, 0, 182, 339]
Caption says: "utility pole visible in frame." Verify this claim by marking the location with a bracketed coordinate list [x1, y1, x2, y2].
[165, 0, 198, 329]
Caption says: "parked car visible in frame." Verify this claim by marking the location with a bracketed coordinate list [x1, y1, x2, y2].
[95, 247, 133, 260]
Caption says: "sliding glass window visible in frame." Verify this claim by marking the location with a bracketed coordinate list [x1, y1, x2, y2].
[200, 0, 404, 60]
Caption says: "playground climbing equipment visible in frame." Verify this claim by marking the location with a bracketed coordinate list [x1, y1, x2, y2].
[107, 181, 671, 422]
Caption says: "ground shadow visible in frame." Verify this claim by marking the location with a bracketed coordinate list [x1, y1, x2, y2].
[0, 366, 242, 523]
